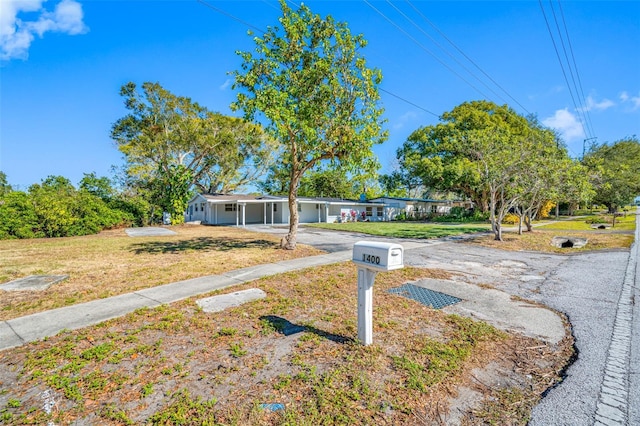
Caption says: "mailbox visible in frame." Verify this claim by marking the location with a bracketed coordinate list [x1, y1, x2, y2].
[352, 241, 404, 272]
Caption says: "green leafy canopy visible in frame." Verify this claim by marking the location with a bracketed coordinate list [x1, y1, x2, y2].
[232, 0, 387, 248]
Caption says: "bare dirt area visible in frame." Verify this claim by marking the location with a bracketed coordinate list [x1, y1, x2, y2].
[468, 229, 633, 253]
[0, 264, 573, 425]
[0, 225, 323, 320]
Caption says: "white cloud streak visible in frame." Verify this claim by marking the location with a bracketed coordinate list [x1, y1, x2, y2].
[392, 111, 417, 130]
[219, 79, 231, 90]
[542, 108, 585, 142]
[1, 0, 88, 61]
[583, 95, 615, 111]
[620, 91, 640, 110]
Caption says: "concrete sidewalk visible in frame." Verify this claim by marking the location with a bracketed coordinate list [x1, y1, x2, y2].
[0, 238, 567, 353]
[0, 250, 354, 351]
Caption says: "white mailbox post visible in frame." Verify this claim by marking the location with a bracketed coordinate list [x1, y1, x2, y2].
[352, 241, 404, 345]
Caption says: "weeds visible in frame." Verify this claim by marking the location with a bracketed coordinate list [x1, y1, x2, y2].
[147, 389, 217, 425]
[0, 264, 568, 424]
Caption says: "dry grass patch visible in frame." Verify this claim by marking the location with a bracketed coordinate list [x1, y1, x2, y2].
[469, 229, 634, 253]
[0, 225, 322, 320]
[0, 264, 572, 425]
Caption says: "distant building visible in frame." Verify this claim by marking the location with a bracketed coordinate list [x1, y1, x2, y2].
[185, 194, 386, 226]
[369, 196, 473, 221]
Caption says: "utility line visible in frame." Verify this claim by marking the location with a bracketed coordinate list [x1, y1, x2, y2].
[404, 0, 531, 115]
[548, 0, 593, 139]
[538, 0, 589, 140]
[384, 0, 511, 107]
[380, 88, 439, 118]
[196, 0, 440, 120]
[557, 0, 595, 138]
[196, 0, 265, 34]
[362, 0, 492, 101]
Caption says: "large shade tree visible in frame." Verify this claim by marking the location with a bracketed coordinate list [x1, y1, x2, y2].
[232, 0, 386, 249]
[400, 101, 535, 240]
[584, 137, 640, 214]
[111, 82, 273, 224]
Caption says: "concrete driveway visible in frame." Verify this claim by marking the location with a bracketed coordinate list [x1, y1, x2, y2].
[248, 220, 639, 424]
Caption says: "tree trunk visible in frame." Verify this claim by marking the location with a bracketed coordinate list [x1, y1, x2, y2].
[518, 215, 523, 235]
[283, 172, 301, 250]
[494, 221, 502, 241]
[489, 194, 502, 241]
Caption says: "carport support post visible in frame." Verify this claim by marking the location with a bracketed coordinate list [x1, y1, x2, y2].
[357, 267, 377, 345]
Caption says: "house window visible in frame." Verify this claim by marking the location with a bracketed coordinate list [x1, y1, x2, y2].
[377, 207, 383, 217]
[194, 205, 198, 212]
[201, 203, 205, 212]
[297, 203, 302, 212]
[273, 204, 278, 212]
[315, 204, 319, 209]
[225, 203, 237, 212]
[365, 206, 373, 217]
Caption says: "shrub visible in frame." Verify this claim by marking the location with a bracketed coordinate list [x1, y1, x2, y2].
[537, 201, 555, 219]
[585, 216, 609, 224]
[0, 191, 42, 239]
[502, 213, 519, 224]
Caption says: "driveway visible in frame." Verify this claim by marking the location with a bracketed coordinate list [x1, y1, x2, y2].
[248, 221, 639, 424]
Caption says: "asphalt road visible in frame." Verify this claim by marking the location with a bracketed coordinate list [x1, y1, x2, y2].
[251, 214, 639, 425]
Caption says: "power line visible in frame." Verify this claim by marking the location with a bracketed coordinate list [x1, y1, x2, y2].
[384, 0, 511, 108]
[557, 0, 595, 138]
[362, 0, 493, 101]
[196, 0, 265, 34]
[380, 88, 439, 118]
[548, 0, 593, 139]
[197, 0, 441, 120]
[405, 0, 532, 115]
[538, 0, 590, 140]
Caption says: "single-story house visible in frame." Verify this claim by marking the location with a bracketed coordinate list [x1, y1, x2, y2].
[369, 196, 473, 221]
[185, 194, 387, 226]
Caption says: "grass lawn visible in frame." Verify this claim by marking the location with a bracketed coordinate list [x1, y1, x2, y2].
[0, 264, 571, 425]
[471, 214, 636, 253]
[308, 221, 490, 239]
[0, 225, 322, 321]
[535, 214, 636, 232]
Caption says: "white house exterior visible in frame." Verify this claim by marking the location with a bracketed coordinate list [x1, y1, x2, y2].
[370, 197, 472, 221]
[185, 194, 387, 226]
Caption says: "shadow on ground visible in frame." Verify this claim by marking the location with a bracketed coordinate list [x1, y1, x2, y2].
[130, 237, 276, 254]
[259, 315, 354, 344]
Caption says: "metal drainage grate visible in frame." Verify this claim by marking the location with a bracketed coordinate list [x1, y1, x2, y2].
[388, 284, 461, 309]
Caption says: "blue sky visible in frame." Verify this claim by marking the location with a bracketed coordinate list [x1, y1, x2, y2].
[1, 0, 639, 191]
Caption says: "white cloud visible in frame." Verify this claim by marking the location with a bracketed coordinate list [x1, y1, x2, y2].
[619, 91, 640, 110]
[1, 0, 88, 61]
[219, 79, 231, 90]
[542, 108, 585, 142]
[583, 95, 615, 111]
[393, 110, 417, 130]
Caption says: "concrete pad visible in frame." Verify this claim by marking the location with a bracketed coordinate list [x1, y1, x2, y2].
[551, 236, 588, 249]
[0, 321, 24, 350]
[411, 278, 566, 345]
[125, 227, 177, 237]
[5, 293, 162, 346]
[0, 275, 68, 291]
[135, 275, 243, 303]
[197, 288, 267, 313]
